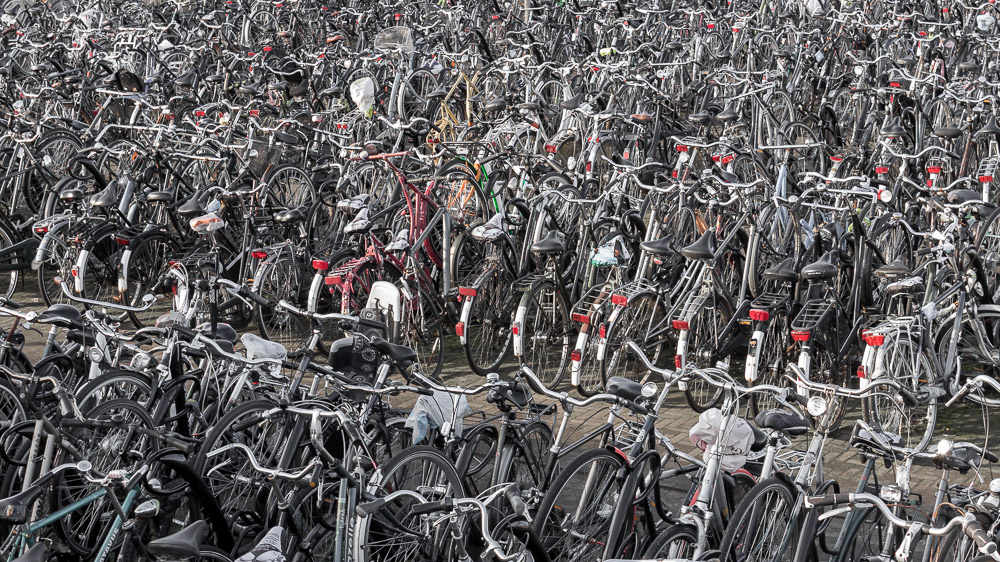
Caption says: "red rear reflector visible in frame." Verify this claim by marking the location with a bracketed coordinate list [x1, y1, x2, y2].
[927, 166, 941, 174]
[251, 251, 267, 259]
[312, 260, 329, 271]
[249, 110, 260, 116]
[875, 167, 889, 174]
[35, 226, 48, 234]
[791, 330, 811, 341]
[571, 350, 582, 362]
[263, 46, 272, 52]
[862, 331, 885, 346]
[544, 144, 557, 153]
[720, 154, 734, 164]
[571, 313, 590, 324]
[586, 161, 592, 172]
[512, 323, 519, 335]
[712, 155, 720, 162]
[599, 324, 606, 338]
[114, 236, 130, 246]
[748, 309, 769, 321]
[675, 354, 683, 368]
[672, 320, 689, 330]
[455, 322, 464, 337]
[195, 110, 206, 117]
[458, 287, 477, 297]
[676, 145, 689, 152]
[325, 275, 341, 285]
[830, 156, 843, 162]
[611, 294, 627, 306]
[857, 366, 867, 378]
[890, 82, 901, 88]
[71, 267, 79, 277]
[981, 175, 994, 183]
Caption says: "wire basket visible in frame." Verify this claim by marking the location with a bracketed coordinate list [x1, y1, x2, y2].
[374, 26, 414, 55]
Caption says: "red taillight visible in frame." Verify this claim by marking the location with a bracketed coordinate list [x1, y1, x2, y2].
[890, 82, 901, 88]
[310, 259, 327, 271]
[114, 236, 130, 246]
[512, 323, 519, 335]
[611, 294, 627, 306]
[862, 331, 885, 346]
[927, 166, 941, 174]
[34, 226, 48, 234]
[720, 154, 734, 164]
[857, 366, 868, 378]
[571, 350, 581, 362]
[71, 266, 79, 277]
[712, 154, 721, 162]
[164, 114, 174, 120]
[571, 313, 590, 324]
[791, 330, 810, 342]
[455, 322, 465, 337]
[981, 175, 994, 183]
[830, 156, 843, 162]
[544, 144, 557, 153]
[251, 251, 267, 259]
[194, 110, 206, 117]
[676, 144, 689, 152]
[675, 354, 683, 368]
[585, 161, 592, 172]
[748, 309, 769, 321]
[875, 166, 889, 174]
[262, 46, 272, 52]
[249, 110, 260, 116]
[672, 320, 689, 330]
[598, 324, 606, 338]
[458, 287, 477, 297]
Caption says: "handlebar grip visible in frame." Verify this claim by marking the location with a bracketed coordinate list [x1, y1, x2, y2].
[966, 523, 995, 553]
[410, 498, 450, 515]
[984, 449, 999, 463]
[172, 324, 198, 339]
[163, 435, 194, 455]
[0, 298, 22, 309]
[805, 493, 851, 507]
[898, 388, 918, 408]
[786, 388, 808, 406]
[356, 498, 386, 517]
[239, 286, 269, 307]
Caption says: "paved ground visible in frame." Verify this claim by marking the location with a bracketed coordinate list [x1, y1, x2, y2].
[5, 271, 998, 505]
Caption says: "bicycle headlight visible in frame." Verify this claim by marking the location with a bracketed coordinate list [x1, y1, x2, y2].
[936, 439, 953, 457]
[87, 347, 104, 363]
[130, 352, 152, 371]
[641, 382, 657, 399]
[878, 190, 893, 203]
[806, 396, 827, 417]
[989, 478, 1000, 495]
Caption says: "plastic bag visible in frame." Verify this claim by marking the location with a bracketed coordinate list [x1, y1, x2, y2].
[350, 77, 376, 118]
[689, 408, 754, 471]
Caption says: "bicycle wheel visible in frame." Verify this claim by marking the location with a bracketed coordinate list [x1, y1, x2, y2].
[861, 336, 937, 452]
[262, 164, 316, 210]
[74, 369, 153, 414]
[532, 447, 628, 562]
[37, 236, 73, 306]
[643, 523, 699, 558]
[0, 222, 19, 299]
[462, 267, 515, 376]
[496, 421, 554, 505]
[600, 292, 671, 386]
[748, 314, 793, 419]
[253, 255, 313, 351]
[718, 477, 798, 562]
[122, 231, 178, 328]
[52, 399, 155, 557]
[454, 422, 500, 497]
[518, 281, 571, 389]
[397, 283, 445, 379]
[354, 445, 466, 562]
[682, 292, 732, 412]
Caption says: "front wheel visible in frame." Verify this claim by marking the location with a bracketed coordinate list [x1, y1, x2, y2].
[718, 477, 798, 562]
[643, 523, 700, 559]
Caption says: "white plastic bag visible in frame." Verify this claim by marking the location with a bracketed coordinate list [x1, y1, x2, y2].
[689, 408, 754, 471]
[350, 77, 376, 117]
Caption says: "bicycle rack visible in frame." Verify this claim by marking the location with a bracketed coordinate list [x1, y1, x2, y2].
[674, 289, 710, 325]
[790, 298, 833, 332]
[511, 272, 545, 293]
[571, 282, 616, 325]
[976, 156, 999, 182]
[749, 292, 789, 311]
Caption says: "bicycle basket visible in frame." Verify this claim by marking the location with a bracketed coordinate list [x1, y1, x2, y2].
[373, 26, 414, 55]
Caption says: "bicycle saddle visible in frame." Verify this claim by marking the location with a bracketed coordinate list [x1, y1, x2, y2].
[145, 190, 175, 203]
[754, 409, 809, 437]
[344, 207, 373, 235]
[884, 276, 925, 297]
[716, 103, 739, 123]
[202, 322, 239, 347]
[976, 114, 1000, 138]
[488, 383, 531, 409]
[933, 126, 962, 139]
[337, 193, 370, 214]
[319, 86, 344, 98]
[10, 543, 46, 562]
[483, 97, 507, 113]
[664, 41, 683, 51]
[748, 424, 767, 452]
[204, 73, 225, 85]
[274, 207, 306, 224]
[761, 257, 798, 283]
[59, 188, 85, 202]
[174, 72, 197, 88]
[370, 337, 417, 368]
[680, 230, 716, 262]
[958, 60, 980, 72]
[640, 235, 677, 257]
[799, 250, 838, 281]
[89, 181, 119, 208]
[239, 84, 262, 97]
[530, 230, 564, 255]
[236, 526, 284, 562]
[273, 130, 299, 145]
[178, 195, 207, 218]
[384, 229, 410, 252]
[879, 118, 906, 138]
[687, 111, 712, 126]
[426, 86, 449, 100]
[0, 485, 45, 524]
[36, 303, 83, 329]
[147, 520, 209, 559]
[605, 376, 643, 402]
[471, 212, 505, 243]
[874, 258, 911, 280]
[560, 93, 585, 111]
[850, 422, 904, 461]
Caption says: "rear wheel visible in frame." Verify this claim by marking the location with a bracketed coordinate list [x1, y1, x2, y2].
[601, 292, 671, 386]
[519, 281, 571, 389]
[462, 269, 515, 376]
[718, 477, 798, 562]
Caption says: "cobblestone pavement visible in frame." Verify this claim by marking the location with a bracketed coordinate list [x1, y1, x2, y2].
[5, 273, 998, 502]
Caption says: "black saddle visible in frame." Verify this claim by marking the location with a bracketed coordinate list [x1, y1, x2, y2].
[147, 520, 209, 559]
[371, 338, 418, 368]
[0, 486, 45, 524]
[755, 409, 809, 436]
[761, 257, 798, 283]
[530, 231, 564, 255]
[640, 235, 677, 257]
[37, 304, 83, 329]
[606, 376, 643, 402]
[680, 230, 716, 261]
[799, 250, 838, 281]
